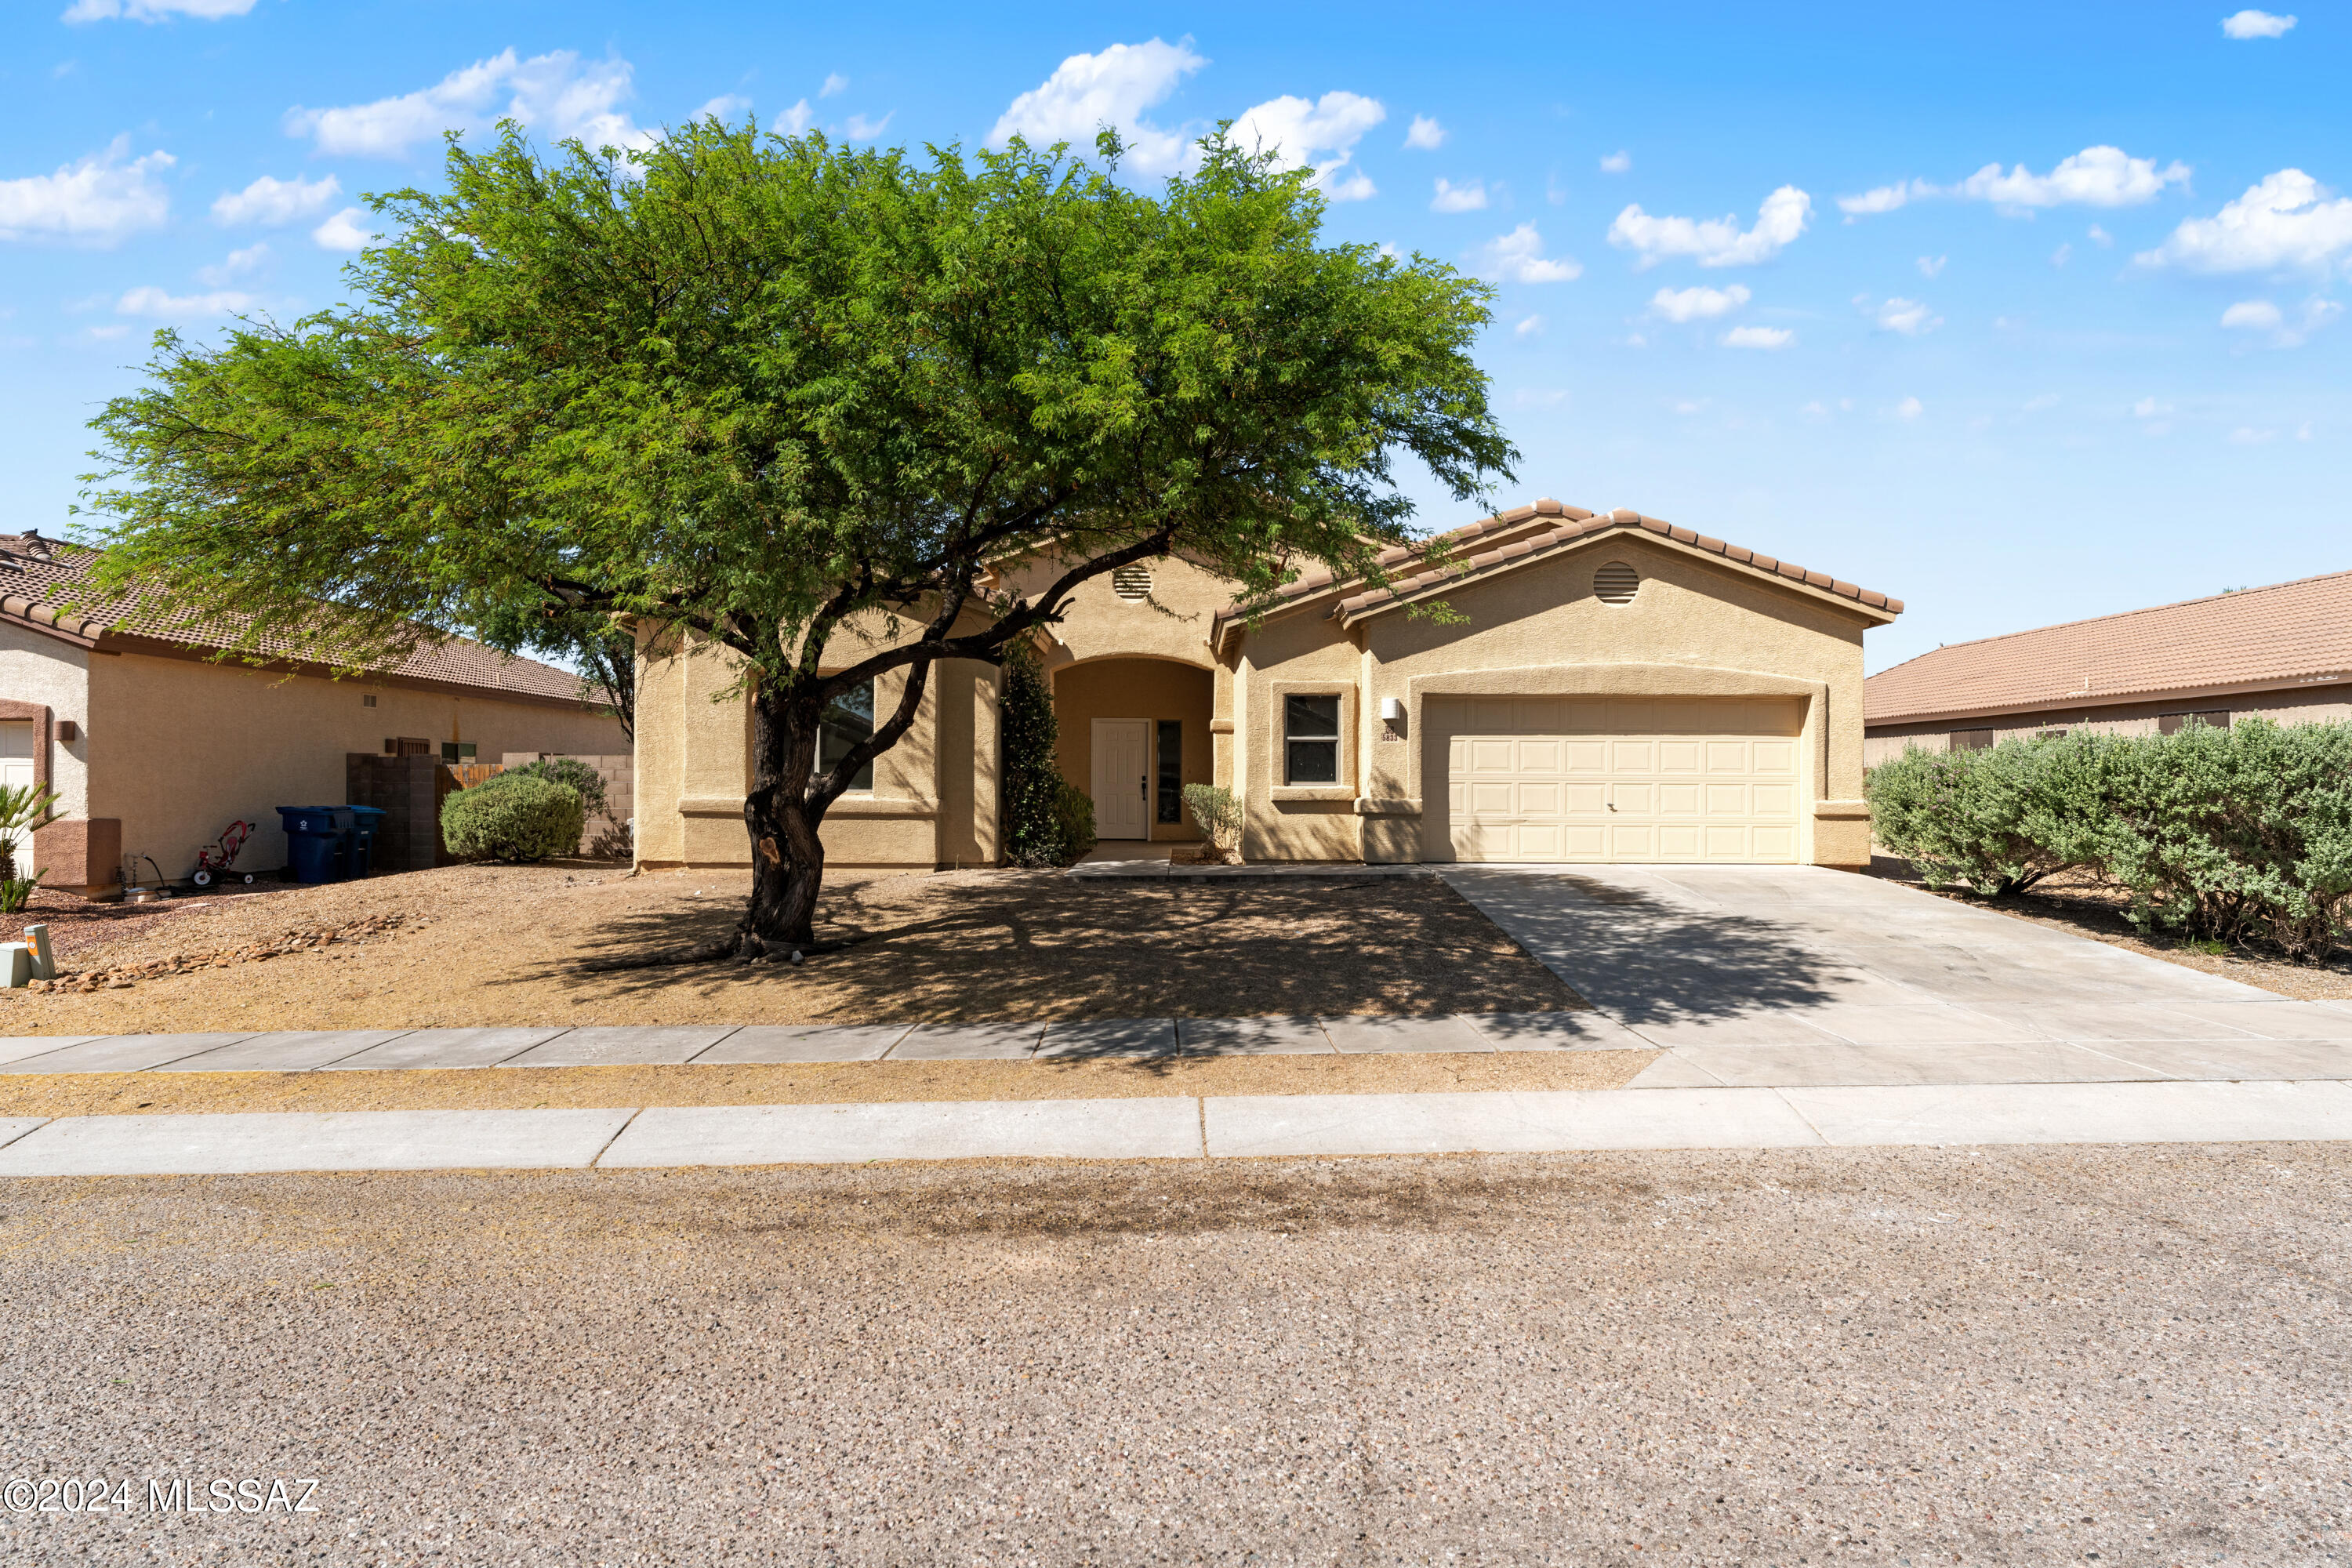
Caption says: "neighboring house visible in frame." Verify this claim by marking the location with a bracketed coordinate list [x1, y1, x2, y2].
[0, 530, 626, 895]
[1864, 568, 2352, 767]
[635, 499, 1904, 870]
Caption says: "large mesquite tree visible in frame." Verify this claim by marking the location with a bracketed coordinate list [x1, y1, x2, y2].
[81, 119, 1514, 953]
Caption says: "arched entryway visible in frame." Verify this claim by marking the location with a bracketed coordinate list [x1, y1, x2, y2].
[1051, 658, 1214, 842]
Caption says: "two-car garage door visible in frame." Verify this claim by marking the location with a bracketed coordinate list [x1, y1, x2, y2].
[1437, 696, 1803, 863]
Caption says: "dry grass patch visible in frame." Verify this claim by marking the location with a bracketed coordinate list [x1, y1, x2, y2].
[0, 863, 1583, 1033]
[0, 1051, 1653, 1119]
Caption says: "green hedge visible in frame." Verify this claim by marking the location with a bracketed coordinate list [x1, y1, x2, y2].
[441, 772, 587, 863]
[1000, 641, 1096, 867]
[1867, 719, 2352, 961]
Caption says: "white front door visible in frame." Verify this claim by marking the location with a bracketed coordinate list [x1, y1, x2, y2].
[0, 722, 33, 871]
[1090, 718, 1152, 840]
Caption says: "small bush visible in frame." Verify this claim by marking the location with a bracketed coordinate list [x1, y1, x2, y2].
[1044, 779, 1097, 866]
[506, 757, 609, 818]
[1181, 783, 1244, 862]
[441, 773, 586, 863]
[1001, 641, 1100, 866]
[1866, 736, 2102, 896]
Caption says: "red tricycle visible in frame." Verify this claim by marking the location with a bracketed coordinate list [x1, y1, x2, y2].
[191, 820, 256, 888]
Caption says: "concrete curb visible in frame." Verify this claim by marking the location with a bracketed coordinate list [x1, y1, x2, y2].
[2, 1080, 2350, 1177]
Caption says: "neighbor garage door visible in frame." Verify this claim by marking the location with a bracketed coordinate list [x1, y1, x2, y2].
[1436, 696, 1803, 863]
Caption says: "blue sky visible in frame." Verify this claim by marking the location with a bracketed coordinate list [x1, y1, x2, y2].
[2, 1, 2346, 672]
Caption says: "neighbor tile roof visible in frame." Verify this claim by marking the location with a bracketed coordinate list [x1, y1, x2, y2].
[0, 532, 593, 703]
[1864, 568, 2352, 726]
[1213, 499, 1901, 640]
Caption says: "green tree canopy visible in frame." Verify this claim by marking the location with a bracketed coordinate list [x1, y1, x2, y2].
[82, 118, 1515, 950]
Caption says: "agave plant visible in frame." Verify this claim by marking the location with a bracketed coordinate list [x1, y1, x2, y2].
[0, 782, 60, 884]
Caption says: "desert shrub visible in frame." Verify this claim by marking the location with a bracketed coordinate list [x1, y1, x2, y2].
[1001, 641, 1094, 866]
[506, 757, 609, 818]
[1867, 719, 2352, 962]
[1181, 782, 1244, 862]
[2093, 718, 2352, 959]
[441, 773, 586, 863]
[1865, 736, 2100, 895]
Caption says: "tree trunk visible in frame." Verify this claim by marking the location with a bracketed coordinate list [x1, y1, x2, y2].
[739, 686, 826, 953]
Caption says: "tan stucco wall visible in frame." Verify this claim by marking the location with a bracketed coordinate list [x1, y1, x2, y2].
[1236, 534, 1879, 866]
[0, 622, 91, 819]
[1051, 658, 1212, 841]
[1863, 683, 2352, 768]
[82, 648, 622, 883]
[633, 621, 1001, 871]
[1001, 550, 1229, 670]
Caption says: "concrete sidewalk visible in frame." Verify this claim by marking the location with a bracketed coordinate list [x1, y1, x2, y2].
[0, 1011, 1646, 1075]
[5, 1079, 2352, 1175]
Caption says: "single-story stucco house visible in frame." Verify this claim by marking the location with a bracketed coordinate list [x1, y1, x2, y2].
[634, 499, 1904, 872]
[0, 530, 626, 895]
[1864, 568, 2352, 766]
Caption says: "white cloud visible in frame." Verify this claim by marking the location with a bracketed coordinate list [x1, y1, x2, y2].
[2229, 426, 2278, 444]
[1515, 314, 1544, 338]
[311, 206, 372, 251]
[284, 49, 651, 158]
[2022, 393, 2061, 412]
[1431, 177, 1486, 212]
[1404, 114, 1445, 151]
[2133, 396, 2172, 418]
[1843, 146, 2190, 219]
[844, 112, 893, 141]
[1917, 253, 1947, 278]
[1230, 91, 1385, 199]
[195, 241, 268, 286]
[2222, 295, 2343, 347]
[2298, 423, 2314, 440]
[1721, 325, 1793, 349]
[1608, 185, 1812, 268]
[990, 38, 1207, 174]
[1478, 223, 1581, 283]
[63, 0, 252, 19]
[2221, 9, 2296, 38]
[777, 100, 815, 134]
[1951, 146, 2189, 209]
[211, 172, 339, 226]
[115, 285, 257, 318]
[2051, 242, 2072, 267]
[2136, 169, 2352, 274]
[694, 94, 751, 122]
[2088, 223, 2113, 247]
[1648, 283, 1749, 321]
[820, 73, 848, 98]
[1599, 151, 1630, 174]
[1838, 183, 1913, 217]
[1893, 395, 1923, 419]
[1671, 397, 1710, 415]
[1861, 295, 1943, 335]
[0, 136, 173, 244]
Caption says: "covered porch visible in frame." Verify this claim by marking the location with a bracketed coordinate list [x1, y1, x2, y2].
[1050, 656, 1214, 844]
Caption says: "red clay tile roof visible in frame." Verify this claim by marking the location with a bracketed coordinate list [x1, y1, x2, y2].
[1214, 499, 1901, 640]
[1864, 568, 2352, 726]
[0, 532, 597, 704]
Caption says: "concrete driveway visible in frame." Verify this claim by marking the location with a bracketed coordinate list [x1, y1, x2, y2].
[1441, 864, 2352, 1087]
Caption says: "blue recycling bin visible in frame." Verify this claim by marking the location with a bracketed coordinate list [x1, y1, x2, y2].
[346, 805, 387, 878]
[278, 806, 354, 884]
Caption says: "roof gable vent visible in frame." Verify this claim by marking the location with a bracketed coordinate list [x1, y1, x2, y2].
[1594, 561, 1639, 605]
[1112, 564, 1153, 602]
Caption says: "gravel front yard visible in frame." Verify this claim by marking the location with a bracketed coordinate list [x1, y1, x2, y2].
[0, 863, 1584, 1033]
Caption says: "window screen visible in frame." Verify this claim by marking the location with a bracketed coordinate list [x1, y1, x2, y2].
[1284, 694, 1340, 785]
[818, 681, 876, 790]
[440, 741, 477, 762]
[1951, 728, 1994, 751]
[1156, 720, 1182, 823]
[2158, 710, 2230, 735]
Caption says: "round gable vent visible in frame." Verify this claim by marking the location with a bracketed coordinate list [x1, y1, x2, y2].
[1112, 564, 1154, 602]
[1594, 561, 1639, 604]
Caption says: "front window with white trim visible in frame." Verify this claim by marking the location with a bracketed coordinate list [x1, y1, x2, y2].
[1283, 694, 1341, 784]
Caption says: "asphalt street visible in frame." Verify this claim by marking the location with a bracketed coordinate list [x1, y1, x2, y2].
[2, 1145, 2347, 1565]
